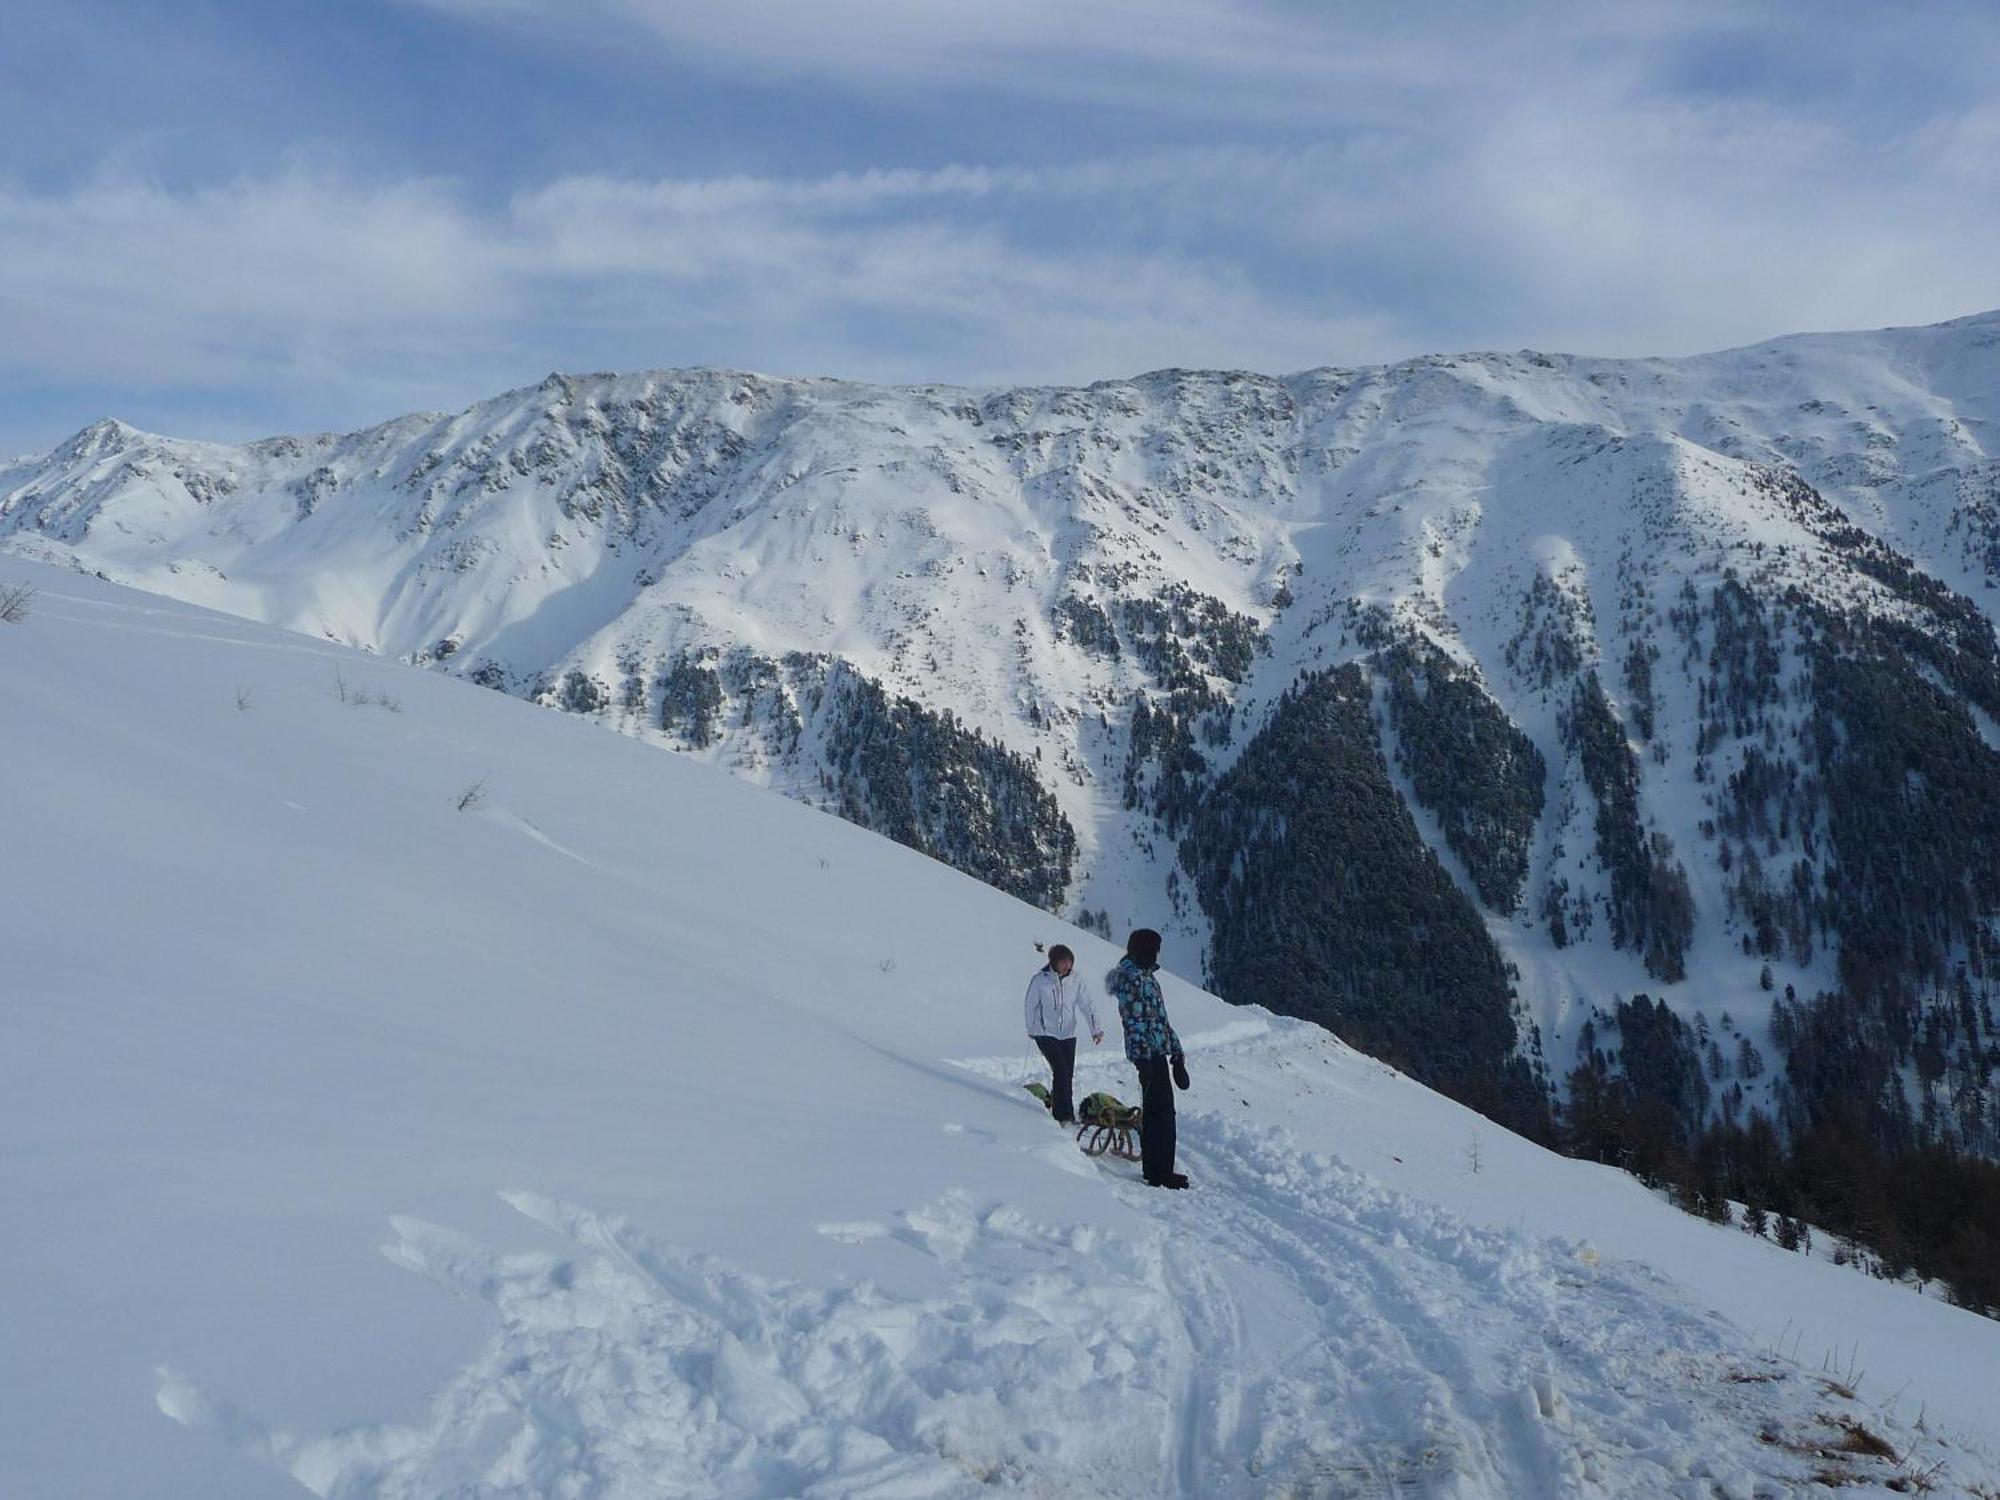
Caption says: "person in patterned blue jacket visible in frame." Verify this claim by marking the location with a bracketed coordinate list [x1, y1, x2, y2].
[1106, 928, 1189, 1189]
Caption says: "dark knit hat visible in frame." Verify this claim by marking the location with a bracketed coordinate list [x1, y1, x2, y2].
[1125, 928, 1163, 967]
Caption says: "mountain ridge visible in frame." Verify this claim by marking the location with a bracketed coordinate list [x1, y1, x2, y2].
[27, 302, 2000, 463]
[8, 308, 2000, 1188]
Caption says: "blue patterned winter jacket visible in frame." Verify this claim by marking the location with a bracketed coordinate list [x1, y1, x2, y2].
[1107, 956, 1181, 1063]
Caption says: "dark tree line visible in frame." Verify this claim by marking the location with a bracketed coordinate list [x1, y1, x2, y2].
[1568, 1008, 2000, 1315]
[1115, 583, 1263, 834]
[652, 646, 1076, 910]
[1183, 665, 1550, 1136]
[1502, 570, 1587, 689]
[1378, 639, 1546, 913]
[1563, 511, 2000, 1313]
[1124, 688, 1227, 834]
[1054, 594, 1120, 659]
[817, 667, 1077, 910]
[659, 652, 724, 747]
[1810, 617, 2000, 1003]
[1562, 672, 1694, 980]
[553, 668, 608, 716]
[1119, 582, 1263, 687]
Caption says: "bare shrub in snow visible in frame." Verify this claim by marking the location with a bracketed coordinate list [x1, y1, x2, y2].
[455, 778, 489, 812]
[0, 583, 35, 624]
[334, 669, 402, 712]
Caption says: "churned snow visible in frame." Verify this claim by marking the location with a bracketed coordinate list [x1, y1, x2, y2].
[4, 556, 1999, 1498]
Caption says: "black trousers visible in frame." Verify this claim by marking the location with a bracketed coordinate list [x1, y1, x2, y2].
[1033, 1034, 1077, 1122]
[1134, 1055, 1177, 1182]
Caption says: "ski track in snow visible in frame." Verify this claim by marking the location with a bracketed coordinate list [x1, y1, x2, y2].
[159, 1069, 1978, 1500]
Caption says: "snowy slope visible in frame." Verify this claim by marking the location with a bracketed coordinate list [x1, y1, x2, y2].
[5, 314, 2000, 1131]
[4, 554, 1999, 1498]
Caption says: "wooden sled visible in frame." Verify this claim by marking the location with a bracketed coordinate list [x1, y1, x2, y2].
[1075, 1092, 1142, 1161]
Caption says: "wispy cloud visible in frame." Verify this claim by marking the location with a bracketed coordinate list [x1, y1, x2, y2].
[2, 2, 1997, 452]
[0, 155, 1401, 447]
[404, 0, 1717, 123]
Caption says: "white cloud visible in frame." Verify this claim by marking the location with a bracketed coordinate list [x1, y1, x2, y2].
[4, 4, 1999, 451]
[508, 158, 1404, 380]
[0, 170, 502, 388]
[0, 156, 1398, 443]
[400, 0, 1792, 133]
[1452, 93, 2000, 354]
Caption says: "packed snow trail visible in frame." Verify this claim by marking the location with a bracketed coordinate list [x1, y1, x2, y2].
[161, 1088, 1984, 1498]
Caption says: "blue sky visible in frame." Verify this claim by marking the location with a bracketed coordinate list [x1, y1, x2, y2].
[3, 0, 1997, 454]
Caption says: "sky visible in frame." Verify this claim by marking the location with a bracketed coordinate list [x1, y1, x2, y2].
[2, 0, 1998, 455]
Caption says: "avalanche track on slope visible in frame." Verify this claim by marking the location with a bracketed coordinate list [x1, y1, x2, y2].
[164, 1037, 1984, 1499]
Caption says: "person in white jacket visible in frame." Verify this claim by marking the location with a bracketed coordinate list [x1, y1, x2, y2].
[1024, 944, 1104, 1125]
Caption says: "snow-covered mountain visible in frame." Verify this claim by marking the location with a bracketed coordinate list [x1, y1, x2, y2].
[6, 554, 2000, 1498]
[7, 311, 2000, 1163]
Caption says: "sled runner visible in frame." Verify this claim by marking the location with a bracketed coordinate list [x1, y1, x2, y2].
[1022, 1084, 1140, 1161]
[1074, 1091, 1141, 1160]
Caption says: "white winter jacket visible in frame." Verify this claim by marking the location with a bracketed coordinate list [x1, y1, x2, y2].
[1024, 966, 1102, 1041]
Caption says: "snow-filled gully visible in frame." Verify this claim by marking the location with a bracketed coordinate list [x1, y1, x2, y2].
[161, 1035, 1982, 1499]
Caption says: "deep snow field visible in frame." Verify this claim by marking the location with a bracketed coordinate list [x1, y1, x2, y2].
[5, 555, 2000, 1499]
